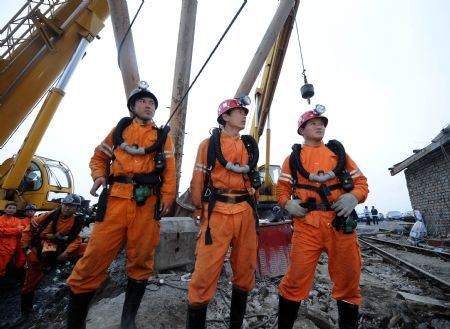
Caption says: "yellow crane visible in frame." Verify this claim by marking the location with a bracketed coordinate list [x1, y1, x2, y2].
[0, 0, 109, 211]
[249, 0, 299, 218]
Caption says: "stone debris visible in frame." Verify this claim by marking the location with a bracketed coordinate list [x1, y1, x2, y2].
[1, 233, 450, 329]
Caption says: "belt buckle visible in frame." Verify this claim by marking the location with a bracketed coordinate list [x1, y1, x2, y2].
[228, 196, 237, 203]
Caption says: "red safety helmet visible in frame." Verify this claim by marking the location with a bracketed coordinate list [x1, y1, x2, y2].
[297, 105, 328, 135]
[217, 96, 250, 123]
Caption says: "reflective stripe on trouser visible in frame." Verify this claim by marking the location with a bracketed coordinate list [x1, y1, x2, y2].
[188, 206, 257, 305]
[279, 215, 362, 305]
[67, 196, 160, 294]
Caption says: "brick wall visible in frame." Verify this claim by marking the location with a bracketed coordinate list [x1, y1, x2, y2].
[404, 143, 450, 237]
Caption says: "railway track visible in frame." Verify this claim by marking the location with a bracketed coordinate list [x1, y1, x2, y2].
[361, 236, 450, 260]
[359, 236, 450, 292]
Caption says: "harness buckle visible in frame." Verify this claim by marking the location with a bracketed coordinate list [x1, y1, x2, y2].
[203, 188, 212, 198]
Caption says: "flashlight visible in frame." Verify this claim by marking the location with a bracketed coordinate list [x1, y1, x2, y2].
[239, 95, 251, 106]
[138, 80, 149, 90]
[313, 104, 326, 115]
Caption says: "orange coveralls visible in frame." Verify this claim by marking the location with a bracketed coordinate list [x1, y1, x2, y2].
[15, 216, 32, 269]
[277, 142, 368, 305]
[68, 120, 176, 294]
[0, 214, 23, 276]
[21, 211, 82, 294]
[188, 131, 258, 305]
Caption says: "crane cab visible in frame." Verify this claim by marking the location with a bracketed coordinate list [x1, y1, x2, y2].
[0, 155, 74, 211]
[257, 164, 281, 202]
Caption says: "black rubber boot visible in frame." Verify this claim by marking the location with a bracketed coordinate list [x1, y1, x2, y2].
[121, 277, 147, 329]
[66, 290, 95, 329]
[15, 268, 26, 287]
[277, 295, 300, 329]
[186, 304, 207, 329]
[20, 291, 34, 317]
[229, 286, 248, 329]
[337, 300, 359, 329]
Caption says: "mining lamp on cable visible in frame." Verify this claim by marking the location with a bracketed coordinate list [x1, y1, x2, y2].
[239, 95, 251, 106]
[313, 104, 326, 116]
[138, 80, 149, 90]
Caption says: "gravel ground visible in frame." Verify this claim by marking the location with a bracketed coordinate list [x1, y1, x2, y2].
[1, 227, 450, 329]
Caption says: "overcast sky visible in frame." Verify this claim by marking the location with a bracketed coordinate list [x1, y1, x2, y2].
[1, 0, 449, 215]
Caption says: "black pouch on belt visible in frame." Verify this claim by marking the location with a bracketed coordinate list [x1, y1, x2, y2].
[95, 188, 108, 222]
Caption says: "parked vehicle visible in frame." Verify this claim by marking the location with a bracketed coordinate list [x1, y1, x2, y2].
[386, 211, 402, 220]
[401, 210, 416, 222]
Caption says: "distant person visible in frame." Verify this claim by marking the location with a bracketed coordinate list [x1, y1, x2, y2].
[408, 211, 427, 245]
[413, 209, 424, 221]
[14, 203, 38, 286]
[66, 81, 176, 329]
[275, 105, 369, 329]
[371, 206, 378, 225]
[20, 195, 84, 317]
[0, 203, 24, 277]
[364, 205, 371, 225]
[18, 166, 40, 194]
[186, 97, 260, 328]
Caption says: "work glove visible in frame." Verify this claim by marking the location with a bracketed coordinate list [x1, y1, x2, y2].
[54, 232, 68, 242]
[331, 193, 358, 217]
[285, 199, 308, 217]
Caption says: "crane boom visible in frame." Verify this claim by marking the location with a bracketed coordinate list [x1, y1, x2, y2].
[0, 0, 110, 210]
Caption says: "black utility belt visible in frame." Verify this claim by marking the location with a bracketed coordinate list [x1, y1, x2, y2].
[109, 174, 161, 186]
[212, 193, 250, 204]
[110, 176, 134, 184]
[300, 202, 333, 212]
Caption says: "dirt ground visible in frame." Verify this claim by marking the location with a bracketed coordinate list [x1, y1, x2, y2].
[1, 223, 450, 329]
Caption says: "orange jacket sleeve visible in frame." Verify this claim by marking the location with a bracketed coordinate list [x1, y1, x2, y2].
[64, 236, 82, 254]
[276, 155, 294, 208]
[190, 139, 209, 216]
[89, 128, 115, 181]
[160, 135, 177, 205]
[21, 212, 49, 249]
[0, 225, 22, 236]
[345, 153, 369, 203]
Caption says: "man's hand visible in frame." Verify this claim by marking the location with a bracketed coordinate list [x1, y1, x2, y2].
[159, 200, 173, 217]
[90, 177, 106, 196]
[285, 199, 308, 217]
[331, 193, 358, 217]
[56, 252, 69, 263]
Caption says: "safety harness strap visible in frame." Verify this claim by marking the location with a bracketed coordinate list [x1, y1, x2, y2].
[294, 183, 340, 206]
[96, 119, 168, 221]
[202, 129, 260, 245]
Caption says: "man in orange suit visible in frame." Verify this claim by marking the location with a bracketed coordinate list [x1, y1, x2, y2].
[187, 97, 260, 329]
[276, 105, 368, 329]
[67, 81, 176, 329]
[0, 203, 23, 277]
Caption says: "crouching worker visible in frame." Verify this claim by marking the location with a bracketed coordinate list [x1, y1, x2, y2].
[276, 105, 369, 329]
[187, 97, 260, 329]
[66, 81, 176, 329]
[20, 195, 84, 317]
